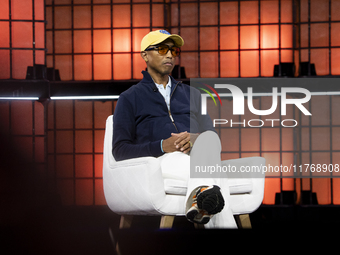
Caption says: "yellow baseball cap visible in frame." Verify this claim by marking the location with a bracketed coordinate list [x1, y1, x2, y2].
[141, 30, 184, 51]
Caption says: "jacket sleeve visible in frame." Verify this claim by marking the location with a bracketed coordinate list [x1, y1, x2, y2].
[112, 93, 164, 161]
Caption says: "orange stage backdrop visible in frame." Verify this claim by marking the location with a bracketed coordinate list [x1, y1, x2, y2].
[1, 0, 340, 206]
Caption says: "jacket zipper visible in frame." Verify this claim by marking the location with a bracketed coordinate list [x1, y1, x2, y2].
[167, 81, 181, 133]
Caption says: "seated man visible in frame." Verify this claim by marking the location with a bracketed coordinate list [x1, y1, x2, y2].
[112, 30, 237, 228]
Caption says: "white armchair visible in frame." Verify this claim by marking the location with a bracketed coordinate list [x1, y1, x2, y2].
[103, 115, 265, 229]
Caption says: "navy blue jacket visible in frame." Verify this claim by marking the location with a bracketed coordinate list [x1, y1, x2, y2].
[112, 71, 215, 161]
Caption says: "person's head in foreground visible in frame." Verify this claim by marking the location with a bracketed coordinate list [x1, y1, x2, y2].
[140, 30, 184, 85]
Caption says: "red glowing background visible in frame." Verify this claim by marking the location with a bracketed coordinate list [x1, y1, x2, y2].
[1, 0, 340, 206]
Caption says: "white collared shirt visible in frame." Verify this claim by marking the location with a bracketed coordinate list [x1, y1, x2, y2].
[155, 76, 171, 110]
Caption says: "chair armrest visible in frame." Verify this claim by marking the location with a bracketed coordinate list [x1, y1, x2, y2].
[221, 157, 266, 214]
[103, 156, 166, 215]
[103, 115, 167, 215]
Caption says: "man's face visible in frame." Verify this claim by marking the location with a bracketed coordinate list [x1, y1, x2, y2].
[141, 39, 177, 76]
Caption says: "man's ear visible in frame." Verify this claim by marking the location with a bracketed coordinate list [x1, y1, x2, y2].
[141, 51, 148, 62]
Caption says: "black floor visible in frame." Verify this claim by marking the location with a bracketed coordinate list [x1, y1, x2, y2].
[3, 204, 340, 255]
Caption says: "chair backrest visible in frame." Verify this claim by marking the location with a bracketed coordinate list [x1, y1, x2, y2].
[103, 115, 116, 169]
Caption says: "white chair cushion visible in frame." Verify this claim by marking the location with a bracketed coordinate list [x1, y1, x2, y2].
[164, 178, 253, 195]
[164, 179, 187, 195]
[227, 179, 253, 194]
